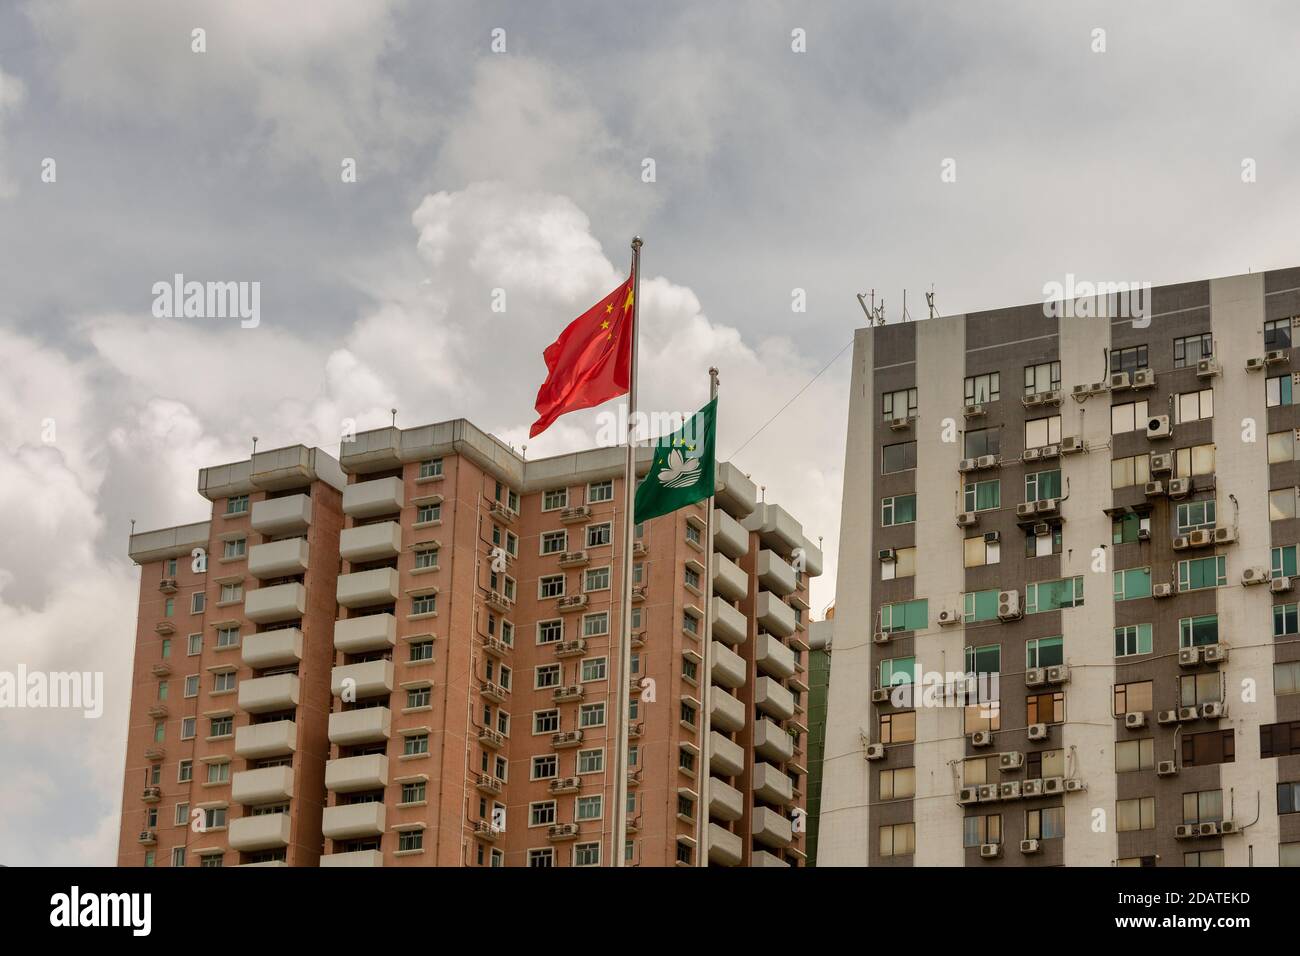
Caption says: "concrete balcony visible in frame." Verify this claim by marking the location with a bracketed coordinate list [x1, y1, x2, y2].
[231, 765, 295, 805]
[328, 707, 392, 746]
[333, 613, 397, 654]
[752, 805, 793, 849]
[709, 730, 745, 777]
[754, 717, 794, 763]
[325, 754, 388, 793]
[248, 537, 309, 580]
[322, 802, 386, 840]
[710, 688, 745, 732]
[713, 508, 749, 560]
[708, 824, 743, 866]
[756, 550, 797, 596]
[320, 849, 383, 867]
[336, 568, 399, 609]
[752, 849, 790, 868]
[250, 494, 312, 536]
[241, 628, 303, 669]
[746, 503, 802, 557]
[228, 812, 291, 851]
[711, 642, 746, 689]
[245, 582, 307, 624]
[799, 537, 823, 577]
[755, 592, 796, 638]
[339, 521, 402, 563]
[712, 553, 747, 602]
[238, 673, 300, 714]
[709, 778, 744, 822]
[234, 720, 297, 759]
[755, 676, 795, 720]
[342, 476, 404, 519]
[755, 634, 797, 680]
[715, 461, 758, 519]
[331, 659, 394, 700]
[711, 597, 747, 646]
[753, 761, 794, 806]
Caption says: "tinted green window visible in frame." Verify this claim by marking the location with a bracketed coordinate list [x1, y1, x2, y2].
[881, 599, 928, 633]
[963, 589, 1000, 623]
[1113, 568, 1151, 601]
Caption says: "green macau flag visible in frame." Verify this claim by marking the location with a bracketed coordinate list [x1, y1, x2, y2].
[634, 397, 718, 524]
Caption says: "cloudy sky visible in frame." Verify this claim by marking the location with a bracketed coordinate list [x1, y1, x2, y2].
[1, 0, 1297, 865]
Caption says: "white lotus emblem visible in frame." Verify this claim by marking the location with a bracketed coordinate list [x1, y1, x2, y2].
[658, 448, 701, 489]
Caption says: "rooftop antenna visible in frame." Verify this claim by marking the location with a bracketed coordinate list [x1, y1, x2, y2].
[522, 444, 528, 461]
[251, 436, 258, 455]
[390, 408, 398, 428]
[855, 290, 887, 326]
[926, 287, 938, 319]
[901, 289, 911, 323]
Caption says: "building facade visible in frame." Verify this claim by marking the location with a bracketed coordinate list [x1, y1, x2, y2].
[119, 419, 821, 867]
[821, 267, 1300, 867]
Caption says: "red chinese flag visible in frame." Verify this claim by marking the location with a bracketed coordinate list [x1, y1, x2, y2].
[529, 275, 635, 438]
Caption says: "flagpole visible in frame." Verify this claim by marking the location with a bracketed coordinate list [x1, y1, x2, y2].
[695, 367, 719, 864]
[611, 236, 641, 867]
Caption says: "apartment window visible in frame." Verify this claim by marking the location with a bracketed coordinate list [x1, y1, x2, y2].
[404, 734, 429, 756]
[539, 575, 565, 599]
[406, 686, 431, 709]
[588, 480, 613, 503]
[1178, 555, 1226, 591]
[965, 372, 1000, 405]
[398, 829, 424, 852]
[1113, 567, 1151, 602]
[685, 523, 701, 546]
[583, 567, 610, 592]
[171, 847, 186, 867]
[1182, 790, 1224, 825]
[417, 458, 443, 479]
[1173, 332, 1213, 369]
[879, 656, 918, 688]
[1278, 782, 1300, 814]
[396, 781, 426, 805]
[534, 710, 559, 734]
[1276, 661, 1300, 696]
[962, 813, 1002, 847]
[1116, 797, 1156, 832]
[882, 388, 918, 420]
[963, 427, 1000, 458]
[222, 538, 245, 560]
[1025, 807, 1064, 841]
[184, 674, 199, 697]
[682, 612, 700, 637]
[178, 760, 192, 783]
[174, 802, 189, 826]
[1176, 499, 1216, 534]
[212, 671, 235, 693]
[881, 494, 916, 526]
[574, 842, 601, 867]
[879, 599, 927, 633]
[1185, 850, 1225, 867]
[1024, 415, 1061, 449]
[580, 703, 606, 728]
[154, 721, 165, 742]
[962, 479, 1000, 513]
[1275, 604, 1299, 638]
[1265, 318, 1293, 350]
[410, 640, 433, 662]
[187, 633, 202, 655]
[218, 583, 242, 603]
[1271, 488, 1298, 521]
[416, 502, 441, 523]
[879, 767, 916, 801]
[1273, 545, 1297, 579]
[1175, 443, 1215, 476]
[1179, 614, 1219, 648]
[535, 664, 561, 689]
[1116, 738, 1155, 773]
[1110, 400, 1149, 435]
[1025, 576, 1083, 613]
[578, 749, 604, 773]
[583, 612, 609, 638]
[879, 710, 916, 744]
[537, 620, 563, 645]
[882, 441, 917, 473]
[1023, 361, 1060, 396]
[1026, 749, 1065, 780]
[188, 592, 207, 617]
[225, 495, 248, 516]
[1114, 624, 1153, 658]
[879, 822, 915, 858]
[964, 701, 1000, 734]
[411, 593, 436, 616]
[1026, 692, 1064, 725]
[962, 589, 999, 624]
[586, 523, 612, 547]
[576, 795, 603, 821]
[530, 801, 557, 827]
[1110, 345, 1148, 374]
[964, 643, 1000, 676]
[180, 716, 196, 740]
[166, 558, 178, 577]
[1182, 730, 1235, 768]
[1268, 429, 1299, 463]
[1179, 673, 1222, 708]
[1176, 388, 1214, 424]
[679, 748, 696, 774]
[1113, 680, 1153, 715]
[531, 755, 558, 779]
[1111, 512, 1149, 545]
[881, 546, 917, 580]
[1024, 636, 1063, 669]
[1024, 524, 1062, 559]
[206, 762, 230, 784]
[581, 657, 607, 682]
[1024, 469, 1061, 502]
[414, 547, 438, 570]
[681, 658, 698, 683]
[541, 531, 567, 555]
[963, 534, 999, 568]
[1111, 454, 1151, 489]
[1262, 721, 1300, 758]
[528, 848, 555, 868]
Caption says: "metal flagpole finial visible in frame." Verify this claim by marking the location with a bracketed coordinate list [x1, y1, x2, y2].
[631, 236, 642, 250]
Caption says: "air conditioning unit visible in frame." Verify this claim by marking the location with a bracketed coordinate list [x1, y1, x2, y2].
[984, 530, 1000, 544]
[873, 631, 890, 644]
[1156, 760, 1178, 777]
[998, 781, 1022, 800]
[1110, 371, 1131, 391]
[1246, 356, 1266, 372]
[963, 403, 986, 419]
[871, 688, 892, 703]
[958, 787, 980, 805]
[1200, 701, 1227, 719]
[1198, 821, 1221, 837]
[1175, 824, 1195, 839]
[1152, 583, 1174, 598]
[971, 730, 993, 747]
[878, 548, 896, 562]
[865, 743, 886, 761]
[1167, 478, 1190, 498]
[1041, 444, 1061, 459]
[958, 458, 978, 473]
[1196, 358, 1221, 378]
[1024, 667, 1046, 687]
[1172, 535, 1190, 551]
[997, 590, 1022, 620]
[1131, 368, 1156, 389]
[998, 751, 1024, 770]
[1021, 779, 1044, 797]
[1213, 527, 1236, 544]
[1220, 820, 1239, 835]
[1156, 709, 1179, 725]
[889, 416, 913, 431]
[1271, 575, 1293, 594]
[1265, 349, 1288, 364]
[1187, 529, 1212, 547]
[1150, 453, 1173, 473]
[937, 609, 961, 627]
[1034, 498, 1060, 516]
[1016, 502, 1036, 519]
[980, 843, 1002, 859]
[1023, 393, 1044, 408]
[1146, 415, 1171, 439]
[1027, 723, 1049, 741]
[1138, 527, 1151, 541]
[976, 454, 998, 470]
[1177, 706, 1199, 722]
[1046, 665, 1071, 685]
[1203, 643, 1229, 664]
[1071, 383, 1090, 397]
[1021, 447, 1042, 463]
[1032, 522, 1050, 537]
[978, 784, 999, 803]
[1144, 480, 1165, 497]
[1060, 436, 1084, 454]
[1242, 566, 1270, 585]
[956, 512, 978, 527]
[1178, 647, 1202, 667]
[1019, 839, 1041, 854]
[1042, 776, 1064, 794]
[1063, 778, 1086, 793]
[1124, 711, 1147, 729]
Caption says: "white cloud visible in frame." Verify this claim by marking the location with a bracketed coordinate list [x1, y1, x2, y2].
[0, 65, 23, 198]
